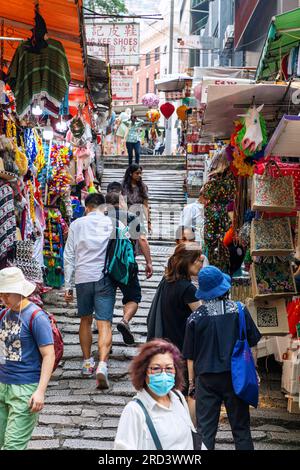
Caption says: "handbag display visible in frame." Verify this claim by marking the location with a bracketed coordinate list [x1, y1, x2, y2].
[231, 302, 259, 408]
[251, 261, 297, 299]
[245, 298, 289, 336]
[252, 161, 296, 213]
[250, 218, 294, 256]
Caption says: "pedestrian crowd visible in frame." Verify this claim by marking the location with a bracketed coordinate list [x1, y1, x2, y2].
[0, 174, 261, 451]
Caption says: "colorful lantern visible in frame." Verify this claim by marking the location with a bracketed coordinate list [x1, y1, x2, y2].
[176, 105, 188, 121]
[142, 93, 160, 108]
[160, 102, 175, 120]
[146, 109, 161, 123]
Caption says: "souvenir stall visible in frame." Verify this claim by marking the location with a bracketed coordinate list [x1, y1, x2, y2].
[0, 2, 107, 293]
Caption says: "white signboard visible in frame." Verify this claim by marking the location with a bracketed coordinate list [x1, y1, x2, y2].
[201, 76, 252, 103]
[178, 36, 220, 50]
[112, 71, 133, 101]
[85, 21, 140, 66]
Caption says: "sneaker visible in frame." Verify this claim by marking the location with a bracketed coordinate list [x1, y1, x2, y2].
[117, 319, 135, 345]
[81, 358, 95, 377]
[96, 362, 109, 390]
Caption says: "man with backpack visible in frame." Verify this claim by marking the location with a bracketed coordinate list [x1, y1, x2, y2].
[0, 267, 55, 450]
[64, 193, 116, 390]
[105, 183, 153, 345]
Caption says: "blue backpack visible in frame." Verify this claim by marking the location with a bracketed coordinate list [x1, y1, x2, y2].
[231, 302, 259, 408]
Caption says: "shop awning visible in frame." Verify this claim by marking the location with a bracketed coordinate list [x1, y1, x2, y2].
[155, 74, 192, 92]
[255, 8, 300, 82]
[264, 115, 300, 157]
[201, 83, 300, 140]
[0, 0, 85, 83]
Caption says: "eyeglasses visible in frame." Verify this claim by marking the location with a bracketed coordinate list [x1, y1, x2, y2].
[147, 366, 176, 376]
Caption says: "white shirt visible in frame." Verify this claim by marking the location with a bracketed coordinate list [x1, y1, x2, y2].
[114, 389, 195, 451]
[64, 211, 113, 289]
[179, 201, 205, 246]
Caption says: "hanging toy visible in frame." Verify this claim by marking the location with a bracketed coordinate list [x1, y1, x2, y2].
[160, 102, 175, 120]
[236, 105, 267, 157]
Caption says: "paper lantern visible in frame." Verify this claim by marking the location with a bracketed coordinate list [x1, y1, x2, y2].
[176, 105, 188, 121]
[160, 102, 175, 120]
[146, 109, 161, 123]
[194, 83, 202, 102]
[142, 93, 160, 108]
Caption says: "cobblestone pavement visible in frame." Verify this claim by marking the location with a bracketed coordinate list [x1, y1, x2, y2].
[29, 159, 300, 450]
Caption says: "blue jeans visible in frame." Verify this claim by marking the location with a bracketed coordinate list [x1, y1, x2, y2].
[126, 141, 141, 165]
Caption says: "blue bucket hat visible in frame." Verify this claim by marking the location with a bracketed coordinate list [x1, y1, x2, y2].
[196, 266, 231, 300]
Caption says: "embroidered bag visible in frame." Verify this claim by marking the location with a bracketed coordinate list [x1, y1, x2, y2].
[250, 218, 294, 256]
[252, 161, 296, 213]
[246, 298, 289, 336]
[251, 261, 297, 299]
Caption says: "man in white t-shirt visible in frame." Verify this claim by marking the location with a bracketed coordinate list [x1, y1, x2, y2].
[179, 187, 206, 248]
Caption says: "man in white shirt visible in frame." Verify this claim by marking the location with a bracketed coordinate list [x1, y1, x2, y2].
[64, 193, 116, 390]
[179, 187, 205, 248]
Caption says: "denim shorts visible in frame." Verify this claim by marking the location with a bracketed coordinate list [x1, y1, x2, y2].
[75, 276, 116, 322]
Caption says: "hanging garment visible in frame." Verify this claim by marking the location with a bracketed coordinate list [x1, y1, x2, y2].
[0, 181, 16, 261]
[8, 39, 71, 118]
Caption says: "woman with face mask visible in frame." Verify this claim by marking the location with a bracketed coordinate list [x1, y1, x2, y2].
[114, 339, 195, 450]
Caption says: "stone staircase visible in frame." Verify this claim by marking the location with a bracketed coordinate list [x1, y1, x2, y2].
[28, 156, 300, 450]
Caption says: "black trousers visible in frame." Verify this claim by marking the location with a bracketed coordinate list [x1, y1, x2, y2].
[195, 372, 254, 450]
[126, 141, 141, 165]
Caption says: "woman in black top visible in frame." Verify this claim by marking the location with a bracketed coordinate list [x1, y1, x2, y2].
[160, 242, 203, 352]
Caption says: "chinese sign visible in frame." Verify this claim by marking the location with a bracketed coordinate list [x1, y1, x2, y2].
[85, 21, 140, 66]
[111, 70, 133, 101]
[201, 76, 252, 103]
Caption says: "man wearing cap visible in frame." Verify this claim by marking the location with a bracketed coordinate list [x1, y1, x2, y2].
[0, 267, 55, 450]
[183, 266, 261, 451]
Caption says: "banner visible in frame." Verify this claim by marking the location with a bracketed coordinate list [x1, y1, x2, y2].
[112, 70, 133, 101]
[85, 21, 140, 66]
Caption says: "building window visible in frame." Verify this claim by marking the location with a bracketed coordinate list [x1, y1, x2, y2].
[155, 47, 160, 62]
[146, 77, 150, 94]
[136, 82, 140, 103]
[154, 73, 159, 93]
[146, 52, 151, 66]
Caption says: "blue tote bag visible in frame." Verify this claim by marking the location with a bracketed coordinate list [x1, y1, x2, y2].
[231, 302, 259, 408]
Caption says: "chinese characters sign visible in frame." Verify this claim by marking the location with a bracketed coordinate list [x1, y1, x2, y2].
[111, 70, 133, 101]
[85, 22, 140, 66]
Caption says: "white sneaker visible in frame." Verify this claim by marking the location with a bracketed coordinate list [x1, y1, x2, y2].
[81, 358, 95, 377]
[96, 361, 109, 390]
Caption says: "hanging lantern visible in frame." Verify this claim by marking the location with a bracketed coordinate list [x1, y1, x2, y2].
[146, 109, 161, 123]
[176, 105, 188, 121]
[160, 102, 175, 120]
[142, 93, 160, 108]
[194, 83, 202, 102]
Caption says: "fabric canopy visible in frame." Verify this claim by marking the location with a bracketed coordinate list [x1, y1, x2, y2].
[0, 0, 84, 83]
[256, 7, 300, 81]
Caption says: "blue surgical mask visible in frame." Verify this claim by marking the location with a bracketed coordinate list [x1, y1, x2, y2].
[148, 372, 175, 397]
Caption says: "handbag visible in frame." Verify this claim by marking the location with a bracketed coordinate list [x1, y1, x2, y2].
[251, 261, 297, 299]
[246, 298, 289, 336]
[231, 302, 259, 408]
[250, 218, 294, 256]
[252, 161, 296, 213]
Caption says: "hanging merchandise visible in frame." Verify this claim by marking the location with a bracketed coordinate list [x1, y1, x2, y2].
[246, 298, 289, 336]
[251, 260, 297, 299]
[6, 121, 28, 176]
[7, 8, 71, 118]
[287, 300, 300, 337]
[142, 93, 160, 108]
[252, 161, 296, 213]
[47, 145, 73, 198]
[43, 208, 65, 289]
[250, 218, 294, 256]
[160, 102, 175, 120]
[176, 105, 189, 121]
[236, 105, 267, 156]
[146, 109, 161, 124]
[0, 180, 17, 267]
[14, 240, 43, 284]
[193, 83, 202, 102]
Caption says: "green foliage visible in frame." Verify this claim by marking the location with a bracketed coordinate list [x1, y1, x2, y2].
[86, 0, 127, 15]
